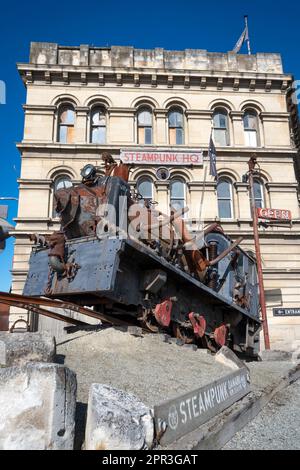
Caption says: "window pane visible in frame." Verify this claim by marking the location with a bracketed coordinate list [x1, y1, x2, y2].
[138, 179, 153, 199]
[138, 109, 152, 126]
[66, 126, 75, 144]
[218, 200, 232, 218]
[92, 126, 106, 144]
[92, 109, 105, 126]
[214, 129, 228, 146]
[60, 108, 75, 125]
[253, 181, 262, 199]
[169, 110, 183, 127]
[176, 128, 184, 144]
[244, 130, 257, 147]
[55, 177, 72, 191]
[170, 199, 185, 212]
[244, 112, 258, 130]
[169, 127, 176, 145]
[59, 126, 67, 143]
[145, 127, 152, 144]
[171, 180, 185, 198]
[217, 179, 231, 198]
[213, 111, 227, 129]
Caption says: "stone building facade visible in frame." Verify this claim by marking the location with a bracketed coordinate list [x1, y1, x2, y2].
[12, 42, 300, 350]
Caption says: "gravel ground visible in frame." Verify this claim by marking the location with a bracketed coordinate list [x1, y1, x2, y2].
[223, 379, 300, 450]
[56, 326, 299, 449]
[56, 326, 230, 407]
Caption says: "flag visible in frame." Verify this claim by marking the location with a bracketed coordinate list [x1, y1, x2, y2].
[208, 132, 217, 179]
[232, 16, 250, 54]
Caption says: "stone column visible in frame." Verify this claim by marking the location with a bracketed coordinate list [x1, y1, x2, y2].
[234, 182, 250, 219]
[230, 111, 244, 146]
[75, 106, 89, 143]
[154, 181, 169, 215]
[154, 109, 168, 145]
[185, 110, 212, 146]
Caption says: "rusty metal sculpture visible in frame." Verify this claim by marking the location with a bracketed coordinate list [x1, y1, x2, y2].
[21, 153, 261, 356]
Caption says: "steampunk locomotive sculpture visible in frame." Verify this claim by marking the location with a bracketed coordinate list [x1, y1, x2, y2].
[24, 154, 261, 356]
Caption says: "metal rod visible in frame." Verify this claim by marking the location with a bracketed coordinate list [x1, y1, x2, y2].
[248, 157, 270, 349]
[0, 299, 87, 326]
[209, 236, 244, 266]
[0, 291, 128, 327]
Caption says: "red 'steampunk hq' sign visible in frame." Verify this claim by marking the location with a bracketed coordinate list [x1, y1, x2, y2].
[257, 208, 292, 221]
[120, 150, 203, 166]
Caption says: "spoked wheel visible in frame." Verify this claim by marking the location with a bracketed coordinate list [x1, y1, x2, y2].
[140, 309, 160, 333]
[173, 323, 195, 344]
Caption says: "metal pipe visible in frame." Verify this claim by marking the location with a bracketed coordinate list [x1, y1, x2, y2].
[209, 237, 244, 266]
[0, 291, 129, 326]
[248, 156, 270, 349]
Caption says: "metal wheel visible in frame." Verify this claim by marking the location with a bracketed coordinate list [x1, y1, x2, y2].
[173, 323, 195, 344]
[140, 309, 160, 333]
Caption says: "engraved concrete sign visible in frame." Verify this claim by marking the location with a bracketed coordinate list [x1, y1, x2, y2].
[154, 367, 250, 446]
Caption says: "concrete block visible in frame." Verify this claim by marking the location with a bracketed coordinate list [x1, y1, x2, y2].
[0, 332, 56, 367]
[85, 384, 154, 450]
[0, 363, 77, 450]
[259, 349, 292, 362]
[215, 346, 248, 371]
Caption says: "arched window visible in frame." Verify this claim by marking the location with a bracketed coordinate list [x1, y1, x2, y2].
[137, 107, 152, 144]
[137, 177, 153, 205]
[90, 107, 106, 144]
[243, 110, 259, 147]
[213, 109, 229, 146]
[168, 108, 184, 145]
[57, 105, 75, 143]
[253, 179, 264, 208]
[52, 175, 73, 217]
[217, 178, 233, 219]
[170, 179, 186, 213]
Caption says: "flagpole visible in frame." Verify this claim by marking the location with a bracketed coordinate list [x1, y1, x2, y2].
[244, 15, 251, 55]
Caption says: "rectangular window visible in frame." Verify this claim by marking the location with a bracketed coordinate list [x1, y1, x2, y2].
[176, 128, 183, 145]
[218, 199, 232, 219]
[92, 127, 106, 144]
[214, 129, 228, 146]
[169, 128, 176, 145]
[145, 127, 152, 145]
[59, 126, 75, 144]
[138, 127, 152, 145]
[245, 130, 258, 147]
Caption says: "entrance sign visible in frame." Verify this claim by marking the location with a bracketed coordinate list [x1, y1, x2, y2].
[273, 308, 300, 317]
[120, 149, 203, 166]
[154, 368, 250, 445]
[257, 208, 292, 221]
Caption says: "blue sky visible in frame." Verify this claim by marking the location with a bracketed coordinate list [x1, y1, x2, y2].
[0, 0, 299, 291]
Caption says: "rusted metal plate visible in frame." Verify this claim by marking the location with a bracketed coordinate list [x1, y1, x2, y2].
[257, 208, 292, 221]
[154, 367, 250, 446]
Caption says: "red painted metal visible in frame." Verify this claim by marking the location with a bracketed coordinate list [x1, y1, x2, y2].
[213, 324, 227, 347]
[248, 156, 270, 349]
[257, 208, 292, 221]
[154, 300, 172, 327]
[188, 312, 206, 338]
